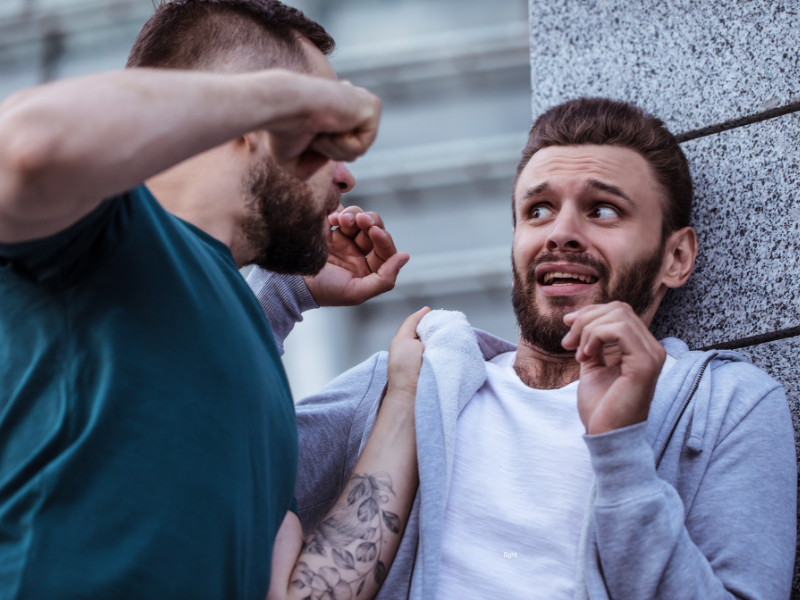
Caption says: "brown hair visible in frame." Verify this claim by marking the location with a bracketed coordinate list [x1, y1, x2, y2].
[126, 0, 334, 72]
[513, 97, 692, 237]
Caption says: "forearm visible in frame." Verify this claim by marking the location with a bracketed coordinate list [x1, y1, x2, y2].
[0, 68, 301, 242]
[586, 424, 733, 600]
[269, 390, 418, 600]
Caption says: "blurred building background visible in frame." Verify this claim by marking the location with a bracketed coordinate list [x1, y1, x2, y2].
[0, 0, 531, 399]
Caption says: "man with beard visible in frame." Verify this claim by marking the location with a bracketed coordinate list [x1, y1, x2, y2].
[0, 1, 424, 599]
[252, 97, 797, 599]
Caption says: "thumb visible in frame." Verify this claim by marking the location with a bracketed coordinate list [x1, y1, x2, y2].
[355, 252, 410, 300]
[377, 252, 410, 282]
[395, 306, 432, 342]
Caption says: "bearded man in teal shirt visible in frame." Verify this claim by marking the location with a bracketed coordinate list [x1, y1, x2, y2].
[0, 1, 421, 599]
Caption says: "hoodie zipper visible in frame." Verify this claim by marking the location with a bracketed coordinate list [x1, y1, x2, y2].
[654, 353, 717, 469]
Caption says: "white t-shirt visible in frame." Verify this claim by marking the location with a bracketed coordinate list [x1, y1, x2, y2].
[436, 350, 676, 600]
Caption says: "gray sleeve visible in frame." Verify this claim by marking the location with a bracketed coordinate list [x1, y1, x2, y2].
[294, 351, 389, 534]
[584, 385, 796, 600]
[245, 267, 318, 355]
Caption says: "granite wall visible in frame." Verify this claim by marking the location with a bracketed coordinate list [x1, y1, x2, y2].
[527, 0, 800, 593]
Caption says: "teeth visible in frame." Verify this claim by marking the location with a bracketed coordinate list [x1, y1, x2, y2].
[543, 271, 597, 284]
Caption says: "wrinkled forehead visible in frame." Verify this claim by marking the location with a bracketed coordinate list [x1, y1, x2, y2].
[513, 144, 663, 208]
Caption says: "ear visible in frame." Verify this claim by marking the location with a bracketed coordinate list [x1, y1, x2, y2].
[661, 226, 697, 289]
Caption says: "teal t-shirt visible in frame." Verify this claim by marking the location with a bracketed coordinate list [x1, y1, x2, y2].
[0, 186, 298, 599]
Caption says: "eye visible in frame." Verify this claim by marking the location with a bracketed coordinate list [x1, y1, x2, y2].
[590, 205, 619, 219]
[530, 205, 554, 219]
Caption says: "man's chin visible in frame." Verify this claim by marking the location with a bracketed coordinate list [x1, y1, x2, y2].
[536, 285, 603, 310]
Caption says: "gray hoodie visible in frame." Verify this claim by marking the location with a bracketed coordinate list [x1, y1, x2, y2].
[249, 270, 797, 600]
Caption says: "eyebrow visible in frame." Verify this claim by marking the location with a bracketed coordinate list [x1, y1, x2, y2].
[520, 182, 551, 204]
[518, 179, 637, 210]
[585, 179, 636, 208]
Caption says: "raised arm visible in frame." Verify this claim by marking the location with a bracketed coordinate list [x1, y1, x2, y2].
[562, 302, 796, 599]
[0, 68, 379, 243]
[267, 307, 428, 600]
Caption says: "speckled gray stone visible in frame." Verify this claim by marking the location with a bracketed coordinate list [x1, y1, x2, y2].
[528, 0, 800, 133]
[738, 338, 800, 442]
[651, 112, 800, 346]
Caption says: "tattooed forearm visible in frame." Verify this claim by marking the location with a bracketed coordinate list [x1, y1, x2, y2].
[268, 313, 422, 600]
[291, 474, 402, 599]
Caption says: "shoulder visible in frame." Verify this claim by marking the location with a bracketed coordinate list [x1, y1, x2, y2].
[708, 352, 783, 400]
[664, 338, 783, 402]
[705, 352, 790, 441]
[294, 352, 389, 468]
[295, 351, 388, 414]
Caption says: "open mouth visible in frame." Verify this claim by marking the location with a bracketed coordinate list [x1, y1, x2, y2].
[541, 271, 599, 286]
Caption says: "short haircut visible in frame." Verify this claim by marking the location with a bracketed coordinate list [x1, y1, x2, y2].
[513, 98, 692, 238]
[126, 0, 335, 73]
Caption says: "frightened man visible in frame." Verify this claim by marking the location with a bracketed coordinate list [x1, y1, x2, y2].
[251, 97, 797, 599]
[0, 1, 422, 599]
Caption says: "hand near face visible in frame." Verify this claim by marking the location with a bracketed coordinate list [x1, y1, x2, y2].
[303, 205, 410, 306]
[561, 301, 666, 435]
[265, 74, 381, 179]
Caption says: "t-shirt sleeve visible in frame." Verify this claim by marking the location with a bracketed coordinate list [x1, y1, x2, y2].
[0, 191, 133, 290]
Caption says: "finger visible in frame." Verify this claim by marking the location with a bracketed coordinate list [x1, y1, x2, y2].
[308, 89, 381, 160]
[576, 317, 648, 364]
[356, 211, 384, 230]
[352, 252, 410, 301]
[327, 204, 347, 227]
[353, 230, 375, 257]
[564, 302, 619, 327]
[366, 226, 398, 273]
[309, 129, 375, 162]
[336, 206, 365, 238]
[562, 302, 631, 350]
[268, 78, 380, 162]
[395, 305, 431, 341]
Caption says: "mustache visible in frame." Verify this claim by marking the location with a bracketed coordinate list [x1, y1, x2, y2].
[527, 251, 610, 282]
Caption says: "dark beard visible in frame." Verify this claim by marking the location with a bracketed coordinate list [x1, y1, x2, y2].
[241, 155, 332, 276]
[511, 243, 665, 355]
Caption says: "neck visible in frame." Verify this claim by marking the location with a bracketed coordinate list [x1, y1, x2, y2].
[146, 169, 252, 267]
[513, 337, 581, 390]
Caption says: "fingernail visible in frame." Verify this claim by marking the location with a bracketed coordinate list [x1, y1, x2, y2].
[399, 257, 410, 268]
[365, 215, 375, 226]
[331, 211, 340, 218]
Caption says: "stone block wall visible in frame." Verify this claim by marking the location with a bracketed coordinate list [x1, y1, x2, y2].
[528, 0, 800, 593]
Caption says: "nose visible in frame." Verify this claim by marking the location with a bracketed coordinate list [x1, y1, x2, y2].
[544, 206, 587, 253]
[333, 162, 355, 194]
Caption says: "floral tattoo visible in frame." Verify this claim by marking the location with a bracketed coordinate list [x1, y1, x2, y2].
[290, 474, 401, 600]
